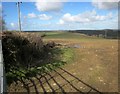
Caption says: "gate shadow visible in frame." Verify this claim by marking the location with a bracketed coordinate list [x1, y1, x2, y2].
[10, 67, 102, 94]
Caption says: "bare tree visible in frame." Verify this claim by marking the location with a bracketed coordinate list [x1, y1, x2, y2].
[0, 11, 7, 31]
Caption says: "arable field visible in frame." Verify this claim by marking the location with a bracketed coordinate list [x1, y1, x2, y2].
[42, 32, 118, 92]
[7, 31, 118, 93]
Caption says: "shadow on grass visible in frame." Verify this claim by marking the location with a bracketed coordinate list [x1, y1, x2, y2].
[7, 66, 102, 94]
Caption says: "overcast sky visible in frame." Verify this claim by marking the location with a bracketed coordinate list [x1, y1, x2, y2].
[2, 0, 118, 31]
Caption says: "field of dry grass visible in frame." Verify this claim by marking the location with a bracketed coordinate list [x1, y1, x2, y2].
[7, 32, 118, 93]
[43, 32, 118, 92]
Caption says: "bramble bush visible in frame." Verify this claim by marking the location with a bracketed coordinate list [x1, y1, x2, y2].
[2, 32, 67, 85]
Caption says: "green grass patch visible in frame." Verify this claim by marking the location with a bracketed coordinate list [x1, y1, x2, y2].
[61, 48, 75, 63]
[40, 32, 104, 40]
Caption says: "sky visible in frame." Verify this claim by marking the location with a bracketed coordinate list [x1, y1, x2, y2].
[2, 1, 118, 31]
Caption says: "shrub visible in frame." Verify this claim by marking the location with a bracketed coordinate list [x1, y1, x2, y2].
[2, 32, 43, 72]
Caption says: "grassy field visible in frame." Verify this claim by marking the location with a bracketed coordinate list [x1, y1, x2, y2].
[40, 31, 104, 39]
[40, 31, 118, 92]
[7, 31, 118, 92]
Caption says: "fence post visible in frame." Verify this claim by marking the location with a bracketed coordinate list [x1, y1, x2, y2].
[0, 39, 6, 93]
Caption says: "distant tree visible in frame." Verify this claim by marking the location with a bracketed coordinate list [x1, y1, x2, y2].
[2, 19, 7, 31]
[0, 11, 7, 31]
[0, 16, 2, 31]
